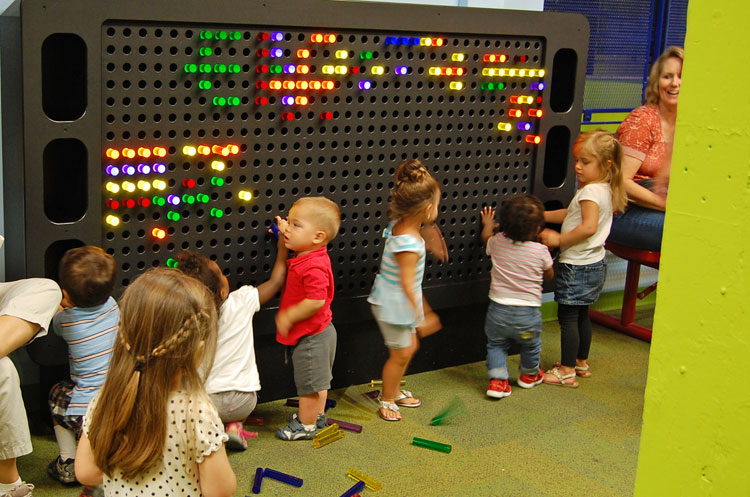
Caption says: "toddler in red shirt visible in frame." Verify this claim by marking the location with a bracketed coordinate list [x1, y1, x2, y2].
[274, 196, 340, 441]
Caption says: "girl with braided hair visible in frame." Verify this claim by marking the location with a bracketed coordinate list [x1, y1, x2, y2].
[540, 130, 626, 387]
[368, 159, 443, 421]
[74, 268, 236, 497]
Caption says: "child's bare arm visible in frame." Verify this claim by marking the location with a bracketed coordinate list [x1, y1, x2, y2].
[394, 251, 420, 312]
[74, 433, 103, 485]
[544, 209, 567, 224]
[257, 218, 289, 305]
[276, 298, 325, 336]
[543, 267, 555, 282]
[198, 445, 237, 497]
[558, 200, 599, 247]
[480, 206, 498, 248]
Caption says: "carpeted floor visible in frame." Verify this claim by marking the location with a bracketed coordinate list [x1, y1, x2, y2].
[20, 313, 651, 497]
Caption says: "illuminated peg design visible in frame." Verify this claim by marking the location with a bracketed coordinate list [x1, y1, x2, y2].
[100, 24, 556, 294]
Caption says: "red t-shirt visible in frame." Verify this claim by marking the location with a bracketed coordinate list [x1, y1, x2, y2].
[277, 247, 334, 346]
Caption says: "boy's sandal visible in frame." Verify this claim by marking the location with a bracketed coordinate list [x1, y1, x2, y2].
[543, 367, 579, 388]
[394, 390, 421, 408]
[555, 361, 593, 378]
[378, 400, 401, 421]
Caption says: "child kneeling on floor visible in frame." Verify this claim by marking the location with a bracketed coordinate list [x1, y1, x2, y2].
[480, 194, 554, 398]
[174, 227, 287, 450]
[47, 246, 119, 485]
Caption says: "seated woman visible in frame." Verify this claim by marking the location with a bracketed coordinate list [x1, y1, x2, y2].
[607, 46, 683, 251]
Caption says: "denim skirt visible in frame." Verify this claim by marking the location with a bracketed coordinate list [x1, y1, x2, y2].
[554, 259, 606, 306]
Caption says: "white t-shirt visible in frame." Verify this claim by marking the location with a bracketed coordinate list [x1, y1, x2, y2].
[205, 286, 261, 394]
[83, 391, 227, 497]
[559, 182, 613, 265]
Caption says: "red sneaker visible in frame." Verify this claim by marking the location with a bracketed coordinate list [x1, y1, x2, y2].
[486, 379, 511, 398]
[517, 371, 544, 389]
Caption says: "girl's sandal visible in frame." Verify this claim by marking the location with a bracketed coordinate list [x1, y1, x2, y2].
[394, 390, 421, 408]
[575, 365, 592, 378]
[543, 367, 579, 388]
[555, 361, 592, 378]
[378, 400, 402, 421]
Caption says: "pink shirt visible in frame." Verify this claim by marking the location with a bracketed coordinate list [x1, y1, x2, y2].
[615, 105, 668, 181]
[486, 233, 553, 307]
[277, 247, 334, 346]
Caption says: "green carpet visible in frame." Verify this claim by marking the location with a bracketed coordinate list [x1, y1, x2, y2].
[20, 313, 651, 497]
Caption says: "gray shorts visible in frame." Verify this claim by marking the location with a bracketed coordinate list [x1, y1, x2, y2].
[291, 322, 336, 396]
[209, 390, 258, 424]
[371, 305, 416, 349]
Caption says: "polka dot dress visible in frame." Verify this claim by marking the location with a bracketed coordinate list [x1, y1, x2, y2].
[83, 391, 228, 496]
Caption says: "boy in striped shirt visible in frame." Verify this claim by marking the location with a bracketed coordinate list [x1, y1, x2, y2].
[480, 195, 554, 399]
[47, 246, 119, 485]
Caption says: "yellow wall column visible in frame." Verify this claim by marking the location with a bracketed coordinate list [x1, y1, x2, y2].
[635, 1, 750, 495]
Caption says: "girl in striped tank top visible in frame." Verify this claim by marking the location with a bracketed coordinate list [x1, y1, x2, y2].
[368, 159, 442, 421]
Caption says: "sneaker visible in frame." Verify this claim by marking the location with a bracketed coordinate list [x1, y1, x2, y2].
[225, 422, 248, 451]
[518, 371, 545, 389]
[0, 482, 35, 497]
[47, 456, 78, 485]
[486, 379, 511, 399]
[288, 411, 327, 429]
[276, 415, 318, 441]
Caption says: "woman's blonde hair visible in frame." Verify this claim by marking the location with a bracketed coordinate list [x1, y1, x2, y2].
[88, 268, 218, 479]
[574, 130, 627, 212]
[388, 159, 440, 220]
[644, 46, 684, 106]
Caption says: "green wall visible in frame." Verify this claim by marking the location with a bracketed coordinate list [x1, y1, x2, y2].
[634, 1, 750, 495]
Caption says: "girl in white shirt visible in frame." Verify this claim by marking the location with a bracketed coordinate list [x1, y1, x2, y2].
[540, 130, 626, 387]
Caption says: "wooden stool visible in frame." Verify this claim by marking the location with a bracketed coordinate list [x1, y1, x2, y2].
[589, 242, 660, 342]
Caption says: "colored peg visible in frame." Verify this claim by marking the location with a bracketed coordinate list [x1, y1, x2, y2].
[313, 429, 344, 448]
[285, 398, 299, 408]
[326, 399, 337, 410]
[412, 437, 451, 454]
[370, 379, 405, 387]
[346, 467, 382, 491]
[263, 468, 303, 487]
[326, 417, 362, 433]
[430, 397, 465, 426]
[314, 423, 340, 439]
[339, 480, 365, 497]
[245, 416, 264, 426]
[364, 390, 380, 399]
[271, 223, 280, 239]
[251, 467, 263, 494]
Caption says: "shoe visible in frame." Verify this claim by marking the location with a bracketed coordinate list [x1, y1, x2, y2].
[47, 456, 78, 485]
[394, 390, 421, 408]
[276, 415, 317, 441]
[79, 485, 105, 497]
[288, 412, 326, 429]
[543, 367, 579, 388]
[486, 379, 511, 398]
[517, 371, 544, 389]
[377, 400, 401, 421]
[0, 482, 35, 497]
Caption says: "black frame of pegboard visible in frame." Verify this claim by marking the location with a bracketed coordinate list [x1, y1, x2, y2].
[2, 0, 588, 324]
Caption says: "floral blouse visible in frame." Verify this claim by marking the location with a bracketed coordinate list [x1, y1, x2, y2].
[615, 105, 669, 181]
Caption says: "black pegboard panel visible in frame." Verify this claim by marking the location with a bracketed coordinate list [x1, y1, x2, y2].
[2, 0, 588, 320]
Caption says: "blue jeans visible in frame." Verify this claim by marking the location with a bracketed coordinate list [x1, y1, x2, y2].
[555, 260, 607, 306]
[484, 302, 542, 380]
[607, 180, 664, 251]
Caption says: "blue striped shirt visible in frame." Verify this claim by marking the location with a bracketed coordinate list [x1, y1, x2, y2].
[54, 297, 119, 416]
[368, 225, 426, 326]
